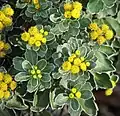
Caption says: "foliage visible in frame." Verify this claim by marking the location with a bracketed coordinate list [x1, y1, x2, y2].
[0, 0, 120, 116]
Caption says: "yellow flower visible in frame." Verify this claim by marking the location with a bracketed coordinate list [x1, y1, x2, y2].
[0, 40, 5, 50]
[38, 74, 42, 79]
[33, 75, 37, 79]
[69, 93, 74, 99]
[0, 51, 6, 58]
[105, 88, 113, 96]
[34, 65, 38, 70]
[36, 70, 41, 74]
[40, 29, 44, 33]
[90, 31, 98, 40]
[4, 43, 10, 50]
[34, 33, 43, 41]
[9, 81, 17, 90]
[80, 57, 85, 62]
[0, 72, 4, 81]
[97, 36, 106, 45]
[71, 88, 77, 94]
[28, 26, 39, 36]
[64, 3, 73, 11]
[75, 91, 81, 98]
[89, 23, 98, 31]
[71, 65, 80, 74]
[80, 62, 87, 71]
[96, 28, 103, 36]
[0, 21, 4, 31]
[68, 56, 74, 63]
[64, 11, 71, 19]
[0, 11, 6, 21]
[71, 9, 80, 19]
[62, 61, 71, 71]
[0, 82, 7, 91]
[44, 31, 49, 36]
[0, 90, 4, 99]
[86, 62, 90, 67]
[28, 37, 36, 46]
[30, 70, 35, 75]
[75, 50, 80, 56]
[35, 41, 41, 47]
[101, 24, 109, 32]
[35, 3, 40, 9]
[73, 58, 81, 66]
[105, 30, 114, 40]
[73, 1, 82, 10]
[41, 38, 47, 44]
[111, 80, 116, 88]
[2, 17, 12, 26]
[71, 53, 76, 58]
[4, 74, 12, 84]
[32, 0, 38, 4]
[4, 91, 10, 99]
[21, 32, 30, 42]
[3, 7, 14, 16]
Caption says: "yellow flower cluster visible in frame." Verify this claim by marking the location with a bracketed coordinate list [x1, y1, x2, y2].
[0, 72, 17, 99]
[62, 50, 90, 74]
[69, 87, 81, 99]
[29, 65, 42, 79]
[21, 26, 48, 47]
[89, 23, 114, 45]
[0, 5, 14, 31]
[64, 1, 82, 19]
[32, 0, 40, 9]
[105, 80, 116, 96]
[0, 40, 11, 58]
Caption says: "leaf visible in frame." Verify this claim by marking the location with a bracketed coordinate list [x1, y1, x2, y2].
[79, 18, 91, 29]
[6, 95, 28, 110]
[16, 0, 27, 9]
[93, 73, 112, 88]
[87, 0, 104, 13]
[79, 98, 98, 116]
[22, 60, 32, 71]
[93, 51, 115, 73]
[25, 49, 38, 65]
[42, 63, 55, 73]
[102, 0, 116, 7]
[105, 17, 120, 36]
[70, 98, 80, 111]
[27, 78, 39, 93]
[37, 45, 48, 57]
[13, 57, 24, 71]
[37, 59, 47, 71]
[117, 11, 120, 24]
[42, 73, 51, 82]
[81, 82, 93, 91]
[15, 72, 30, 82]
[46, 32, 55, 41]
[81, 90, 93, 100]
[55, 93, 68, 106]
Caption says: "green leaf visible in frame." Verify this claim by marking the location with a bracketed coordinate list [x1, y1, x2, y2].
[6, 95, 28, 110]
[22, 60, 32, 71]
[37, 59, 47, 71]
[27, 78, 39, 93]
[81, 82, 93, 91]
[16, 0, 27, 9]
[37, 45, 48, 57]
[93, 73, 112, 88]
[42, 73, 51, 82]
[79, 98, 98, 116]
[42, 63, 55, 73]
[15, 72, 30, 82]
[87, 0, 104, 13]
[93, 51, 115, 73]
[102, 0, 116, 7]
[117, 11, 120, 24]
[105, 17, 120, 36]
[79, 18, 91, 29]
[70, 98, 80, 111]
[55, 93, 68, 106]
[46, 32, 55, 41]
[25, 49, 38, 65]
[13, 57, 24, 71]
[81, 90, 93, 100]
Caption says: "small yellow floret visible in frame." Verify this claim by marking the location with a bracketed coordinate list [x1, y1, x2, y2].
[36, 70, 41, 74]
[0, 11, 6, 21]
[0, 72, 4, 81]
[21, 32, 30, 42]
[31, 70, 35, 75]
[4, 91, 10, 99]
[0, 22, 4, 31]
[4, 74, 12, 84]
[105, 30, 114, 40]
[64, 11, 71, 19]
[44, 31, 49, 36]
[0, 82, 7, 91]
[71, 65, 80, 74]
[4, 43, 10, 50]
[80, 57, 85, 62]
[35, 41, 41, 47]
[34, 33, 43, 41]
[3, 7, 14, 16]
[90, 31, 98, 40]
[0, 90, 4, 99]
[86, 62, 90, 67]
[28, 37, 36, 46]
[69, 93, 74, 99]
[89, 23, 98, 31]
[75, 50, 80, 56]
[96, 28, 103, 36]
[0, 40, 5, 50]
[71, 54, 76, 58]
[41, 38, 47, 44]
[71, 9, 80, 19]
[71, 88, 77, 94]
[38, 74, 42, 79]
[75, 91, 81, 98]
[73, 1, 82, 10]
[32, 0, 38, 4]
[80, 62, 87, 71]
[34, 66, 38, 70]
[111, 80, 116, 88]
[2, 17, 12, 26]
[62, 61, 71, 71]
[101, 24, 109, 32]
[40, 29, 44, 33]
[35, 3, 40, 9]
[9, 81, 17, 90]
[97, 36, 106, 45]
[68, 56, 74, 63]
[0, 51, 6, 58]
[64, 3, 73, 11]
[105, 88, 113, 96]
[73, 58, 81, 66]
[28, 26, 39, 36]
